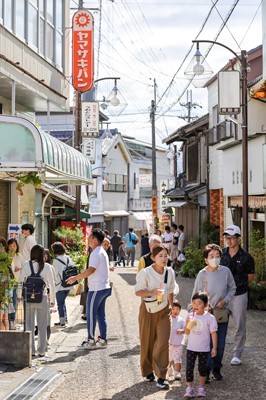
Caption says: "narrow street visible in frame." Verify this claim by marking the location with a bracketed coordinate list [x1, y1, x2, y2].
[30, 267, 266, 400]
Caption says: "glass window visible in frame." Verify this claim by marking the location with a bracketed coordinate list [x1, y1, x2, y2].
[4, 0, 12, 29]
[28, 3, 38, 47]
[39, 0, 44, 16]
[29, 0, 37, 7]
[46, 23, 54, 60]
[0, 0, 3, 21]
[39, 18, 45, 55]
[55, 0, 62, 31]
[47, 0, 54, 24]
[56, 32, 62, 67]
[16, 0, 25, 39]
[103, 174, 127, 192]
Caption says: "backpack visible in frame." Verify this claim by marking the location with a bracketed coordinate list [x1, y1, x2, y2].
[23, 261, 46, 303]
[56, 257, 78, 288]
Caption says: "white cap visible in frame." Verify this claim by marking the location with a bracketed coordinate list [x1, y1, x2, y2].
[223, 225, 241, 236]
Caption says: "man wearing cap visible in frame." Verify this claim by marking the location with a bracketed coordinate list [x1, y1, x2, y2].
[221, 225, 255, 366]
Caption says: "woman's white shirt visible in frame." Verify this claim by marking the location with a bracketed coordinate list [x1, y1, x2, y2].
[11, 253, 24, 279]
[135, 265, 176, 298]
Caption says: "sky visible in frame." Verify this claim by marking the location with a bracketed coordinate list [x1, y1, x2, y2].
[70, 0, 263, 146]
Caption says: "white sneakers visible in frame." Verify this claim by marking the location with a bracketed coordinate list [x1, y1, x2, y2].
[231, 356, 241, 366]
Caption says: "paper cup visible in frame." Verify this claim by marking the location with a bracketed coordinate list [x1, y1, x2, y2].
[157, 289, 165, 302]
[186, 319, 196, 330]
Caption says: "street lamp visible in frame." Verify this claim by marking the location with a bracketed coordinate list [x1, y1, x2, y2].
[186, 40, 249, 250]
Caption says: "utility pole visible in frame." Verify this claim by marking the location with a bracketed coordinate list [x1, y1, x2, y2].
[180, 90, 202, 122]
[150, 78, 158, 231]
[74, 0, 84, 223]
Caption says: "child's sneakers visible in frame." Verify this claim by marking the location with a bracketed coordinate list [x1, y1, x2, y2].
[174, 371, 181, 380]
[184, 387, 195, 398]
[197, 386, 206, 397]
[96, 337, 107, 347]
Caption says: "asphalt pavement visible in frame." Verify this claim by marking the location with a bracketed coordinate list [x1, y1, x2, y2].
[0, 265, 265, 400]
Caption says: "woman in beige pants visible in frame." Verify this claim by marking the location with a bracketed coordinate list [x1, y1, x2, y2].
[135, 245, 175, 390]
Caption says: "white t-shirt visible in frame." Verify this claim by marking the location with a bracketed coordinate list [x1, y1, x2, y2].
[186, 312, 217, 352]
[178, 232, 186, 251]
[162, 232, 173, 242]
[135, 265, 175, 299]
[21, 235, 37, 263]
[169, 316, 185, 346]
[88, 246, 110, 291]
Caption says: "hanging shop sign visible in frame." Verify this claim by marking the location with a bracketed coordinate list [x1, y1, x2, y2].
[81, 102, 99, 137]
[72, 10, 94, 92]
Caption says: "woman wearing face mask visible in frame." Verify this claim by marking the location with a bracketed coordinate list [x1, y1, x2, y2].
[191, 244, 236, 383]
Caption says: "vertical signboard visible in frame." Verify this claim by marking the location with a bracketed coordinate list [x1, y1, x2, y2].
[81, 102, 99, 137]
[160, 180, 168, 212]
[72, 10, 94, 92]
[82, 138, 96, 163]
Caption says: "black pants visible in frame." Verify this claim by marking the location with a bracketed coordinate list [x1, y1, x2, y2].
[186, 349, 208, 382]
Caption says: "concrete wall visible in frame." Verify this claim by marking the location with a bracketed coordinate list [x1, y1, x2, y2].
[0, 331, 32, 367]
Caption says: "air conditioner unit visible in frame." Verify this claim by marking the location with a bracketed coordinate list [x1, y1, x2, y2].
[50, 206, 65, 218]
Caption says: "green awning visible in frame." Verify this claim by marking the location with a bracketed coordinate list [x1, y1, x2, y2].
[0, 115, 92, 185]
[65, 206, 90, 220]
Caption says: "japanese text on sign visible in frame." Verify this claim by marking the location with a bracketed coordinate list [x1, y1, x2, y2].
[152, 196, 158, 217]
[72, 10, 94, 92]
[160, 180, 168, 212]
[81, 102, 99, 137]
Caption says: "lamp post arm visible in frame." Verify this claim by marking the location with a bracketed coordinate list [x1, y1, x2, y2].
[192, 40, 242, 63]
[94, 77, 120, 84]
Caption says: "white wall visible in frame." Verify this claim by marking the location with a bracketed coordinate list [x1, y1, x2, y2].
[223, 135, 266, 196]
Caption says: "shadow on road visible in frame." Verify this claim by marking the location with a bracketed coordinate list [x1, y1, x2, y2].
[99, 380, 180, 400]
[117, 273, 136, 286]
[109, 344, 140, 359]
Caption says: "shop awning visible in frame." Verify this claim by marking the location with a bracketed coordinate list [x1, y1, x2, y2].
[65, 206, 91, 220]
[165, 201, 188, 208]
[104, 210, 130, 217]
[0, 115, 92, 185]
[133, 211, 152, 220]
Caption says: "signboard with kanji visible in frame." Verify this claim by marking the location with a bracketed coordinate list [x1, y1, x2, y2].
[72, 10, 94, 92]
[160, 180, 168, 212]
[82, 138, 96, 162]
[81, 102, 99, 137]
[151, 196, 158, 217]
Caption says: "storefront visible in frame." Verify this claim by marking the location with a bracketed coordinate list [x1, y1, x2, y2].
[0, 115, 92, 246]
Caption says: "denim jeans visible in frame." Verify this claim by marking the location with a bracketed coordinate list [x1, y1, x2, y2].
[56, 290, 69, 321]
[9, 287, 18, 322]
[86, 287, 112, 340]
[207, 321, 229, 372]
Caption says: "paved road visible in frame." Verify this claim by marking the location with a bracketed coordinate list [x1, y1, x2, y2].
[2, 266, 265, 399]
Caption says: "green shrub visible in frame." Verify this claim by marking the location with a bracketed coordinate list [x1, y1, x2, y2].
[53, 225, 87, 272]
[249, 229, 266, 284]
[0, 251, 16, 308]
[201, 220, 220, 247]
[180, 238, 205, 278]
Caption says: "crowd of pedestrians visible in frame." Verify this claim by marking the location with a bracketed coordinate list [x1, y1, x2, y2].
[0, 221, 256, 398]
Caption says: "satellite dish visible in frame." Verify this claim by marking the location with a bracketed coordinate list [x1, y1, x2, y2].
[44, 197, 53, 207]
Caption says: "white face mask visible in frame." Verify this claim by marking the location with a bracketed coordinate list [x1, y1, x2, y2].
[208, 257, 220, 268]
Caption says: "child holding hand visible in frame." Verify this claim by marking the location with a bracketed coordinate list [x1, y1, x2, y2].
[184, 292, 217, 398]
[168, 300, 185, 380]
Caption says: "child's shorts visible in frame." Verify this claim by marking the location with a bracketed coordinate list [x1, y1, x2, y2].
[169, 344, 183, 364]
